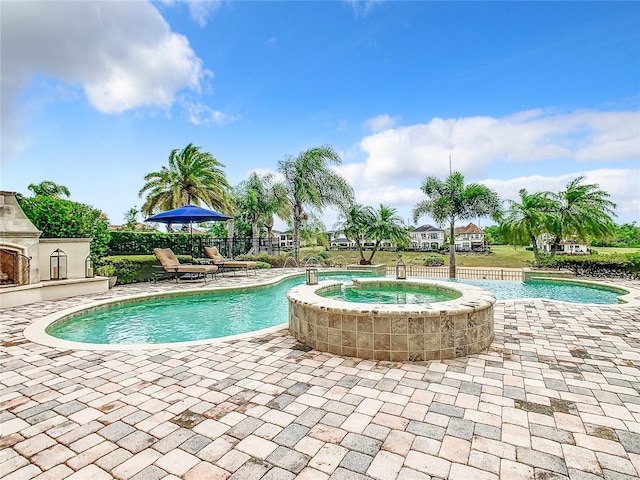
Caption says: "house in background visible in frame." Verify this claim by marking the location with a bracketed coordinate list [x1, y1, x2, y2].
[410, 225, 446, 250]
[454, 223, 485, 251]
[327, 230, 356, 249]
[537, 234, 589, 254]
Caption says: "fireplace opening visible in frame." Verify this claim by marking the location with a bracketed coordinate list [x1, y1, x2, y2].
[0, 249, 30, 287]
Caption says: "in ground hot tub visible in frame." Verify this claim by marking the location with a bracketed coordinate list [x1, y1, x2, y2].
[287, 278, 495, 361]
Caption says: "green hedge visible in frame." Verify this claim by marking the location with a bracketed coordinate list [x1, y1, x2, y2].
[238, 253, 305, 268]
[107, 230, 253, 257]
[19, 195, 111, 260]
[538, 252, 640, 278]
[108, 231, 201, 255]
[99, 255, 271, 284]
[99, 255, 191, 284]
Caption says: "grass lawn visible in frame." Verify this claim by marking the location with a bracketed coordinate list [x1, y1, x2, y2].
[307, 245, 639, 269]
[592, 246, 640, 255]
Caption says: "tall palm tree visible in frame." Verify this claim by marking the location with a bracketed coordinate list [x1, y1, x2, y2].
[278, 145, 354, 260]
[500, 189, 558, 265]
[28, 180, 71, 198]
[139, 143, 232, 220]
[366, 204, 409, 264]
[237, 172, 270, 252]
[547, 176, 616, 258]
[237, 172, 290, 254]
[336, 204, 376, 264]
[262, 182, 290, 255]
[413, 171, 502, 278]
[338, 204, 408, 265]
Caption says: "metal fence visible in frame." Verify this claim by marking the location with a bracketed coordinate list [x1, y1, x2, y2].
[192, 237, 286, 259]
[384, 265, 523, 281]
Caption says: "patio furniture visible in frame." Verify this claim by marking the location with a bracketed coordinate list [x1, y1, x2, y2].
[153, 248, 218, 283]
[203, 247, 257, 276]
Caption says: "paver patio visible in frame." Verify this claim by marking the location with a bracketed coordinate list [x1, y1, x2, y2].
[1, 270, 639, 479]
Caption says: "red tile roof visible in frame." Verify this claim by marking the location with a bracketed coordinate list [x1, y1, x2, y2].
[454, 223, 484, 234]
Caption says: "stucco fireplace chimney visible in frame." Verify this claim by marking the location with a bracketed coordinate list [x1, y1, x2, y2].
[0, 191, 41, 285]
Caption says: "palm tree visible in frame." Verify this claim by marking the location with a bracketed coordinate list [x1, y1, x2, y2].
[338, 204, 408, 264]
[237, 172, 290, 254]
[237, 172, 270, 253]
[262, 182, 290, 255]
[413, 171, 502, 278]
[366, 205, 409, 263]
[139, 143, 232, 221]
[547, 176, 616, 258]
[336, 204, 376, 264]
[28, 180, 71, 198]
[278, 145, 354, 261]
[500, 189, 558, 265]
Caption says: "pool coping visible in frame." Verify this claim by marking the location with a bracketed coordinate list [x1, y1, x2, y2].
[22, 272, 640, 351]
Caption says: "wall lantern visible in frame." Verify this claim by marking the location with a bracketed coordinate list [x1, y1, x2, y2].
[85, 255, 94, 278]
[50, 248, 67, 280]
[306, 266, 318, 285]
[396, 257, 407, 280]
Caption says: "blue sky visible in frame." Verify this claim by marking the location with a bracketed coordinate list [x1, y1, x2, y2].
[2, 1, 639, 231]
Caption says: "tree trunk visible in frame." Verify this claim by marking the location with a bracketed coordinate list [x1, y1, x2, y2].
[226, 219, 235, 258]
[251, 215, 259, 254]
[266, 225, 273, 255]
[530, 233, 541, 265]
[293, 204, 302, 262]
[449, 221, 456, 278]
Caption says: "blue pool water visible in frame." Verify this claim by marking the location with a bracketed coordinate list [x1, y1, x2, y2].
[47, 273, 626, 344]
[442, 278, 624, 304]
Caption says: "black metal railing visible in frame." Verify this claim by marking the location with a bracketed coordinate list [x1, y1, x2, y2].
[384, 265, 523, 281]
[110, 236, 288, 258]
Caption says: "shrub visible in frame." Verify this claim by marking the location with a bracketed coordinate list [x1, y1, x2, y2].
[99, 254, 191, 284]
[96, 265, 116, 277]
[108, 230, 195, 255]
[238, 253, 291, 268]
[423, 255, 445, 267]
[533, 252, 640, 278]
[19, 195, 111, 260]
[107, 230, 253, 258]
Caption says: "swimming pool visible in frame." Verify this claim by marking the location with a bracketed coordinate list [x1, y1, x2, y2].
[41, 272, 630, 346]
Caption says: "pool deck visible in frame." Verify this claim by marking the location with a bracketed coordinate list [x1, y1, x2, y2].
[2, 269, 640, 480]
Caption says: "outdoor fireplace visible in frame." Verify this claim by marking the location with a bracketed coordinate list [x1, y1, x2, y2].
[0, 191, 41, 285]
[0, 248, 30, 286]
[0, 191, 108, 308]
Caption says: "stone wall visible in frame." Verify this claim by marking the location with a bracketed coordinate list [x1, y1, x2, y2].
[288, 279, 495, 362]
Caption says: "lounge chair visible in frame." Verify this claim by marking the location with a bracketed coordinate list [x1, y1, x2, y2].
[153, 248, 218, 282]
[203, 247, 257, 276]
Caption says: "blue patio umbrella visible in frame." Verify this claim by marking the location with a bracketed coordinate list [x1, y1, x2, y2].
[146, 205, 232, 256]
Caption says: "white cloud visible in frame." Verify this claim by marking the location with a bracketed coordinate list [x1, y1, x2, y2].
[482, 168, 640, 222]
[1, 1, 210, 161]
[184, 100, 240, 126]
[185, 0, 222, 27]
[356, 185, 423, 207]
[363, 114, 401, 133]
[345, 169, 639, 227]
[339, 109, 640, 188]
[345, 0, 383, 17]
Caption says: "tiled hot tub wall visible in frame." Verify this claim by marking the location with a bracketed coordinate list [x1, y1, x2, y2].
[288, 279, 495, 362]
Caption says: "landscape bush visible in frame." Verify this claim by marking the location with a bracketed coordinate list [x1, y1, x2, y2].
[19, 195, 111, 260]
[423, 255, 445, 267]
[108, 230, 201, 255]
[535, 252, 640, 278]
[98, 254, 191, 284]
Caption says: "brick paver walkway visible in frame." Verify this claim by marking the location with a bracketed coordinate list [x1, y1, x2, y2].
[2, 270, 640, 479]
